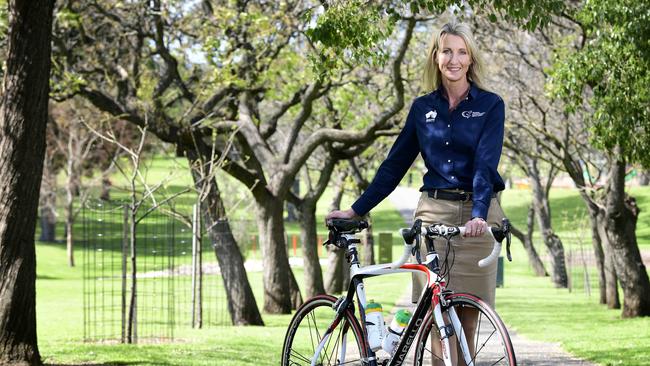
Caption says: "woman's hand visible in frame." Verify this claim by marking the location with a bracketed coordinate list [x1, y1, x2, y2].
[464, 217, 488, 237]
[325, 208, 359, 222]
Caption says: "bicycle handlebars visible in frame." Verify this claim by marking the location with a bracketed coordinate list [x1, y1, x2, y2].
[392, 218, 512, 269]
[323, 218, 511, 269]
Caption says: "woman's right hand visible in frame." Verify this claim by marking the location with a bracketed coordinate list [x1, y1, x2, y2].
[325, 208, 359, 222]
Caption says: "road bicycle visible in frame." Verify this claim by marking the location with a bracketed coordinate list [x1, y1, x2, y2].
[281, 218, 516, 366]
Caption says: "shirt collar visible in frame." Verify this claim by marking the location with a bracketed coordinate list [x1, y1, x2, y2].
[433, 81, 479, 101]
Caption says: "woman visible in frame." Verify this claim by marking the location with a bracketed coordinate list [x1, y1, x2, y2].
[326, 21, 506, 361]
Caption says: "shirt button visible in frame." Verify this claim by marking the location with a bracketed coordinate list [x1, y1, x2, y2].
[451, 176, 455, 179]
[448, 159, 451, 163]
[447, 124, 451, 128]
[445, 141, 449, 145]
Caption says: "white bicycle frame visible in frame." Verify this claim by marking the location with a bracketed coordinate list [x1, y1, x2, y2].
[311, 225, 502, 366]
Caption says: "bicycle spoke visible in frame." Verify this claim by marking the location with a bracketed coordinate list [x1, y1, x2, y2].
[307, 311, 318, 358]
[487, 355, 506, 366]
[475, 310, 482, 357]
[473, 328, 497, 359]
[337, 358, 364, 365]
[289, 349, 314, 364]
[321, 326, 335, 365]
[416, 298, 513, 366]
[423, 345, 445, 362]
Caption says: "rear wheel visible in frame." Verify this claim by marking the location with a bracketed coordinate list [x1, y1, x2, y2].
[414, 294, 516, 366]
[282, 294, 368, 365]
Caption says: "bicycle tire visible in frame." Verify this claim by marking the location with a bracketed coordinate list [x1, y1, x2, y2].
[414, 293, 516, 366]
[282, 294, 368, 365]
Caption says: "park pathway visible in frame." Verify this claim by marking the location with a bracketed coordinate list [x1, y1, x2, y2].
[385, 186, 598, 366]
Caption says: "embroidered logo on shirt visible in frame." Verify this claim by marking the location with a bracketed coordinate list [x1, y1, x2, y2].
[461, 110, 486, 118]
[425, 110, 437, 123]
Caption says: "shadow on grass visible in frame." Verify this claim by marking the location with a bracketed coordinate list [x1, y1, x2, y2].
[37, 275, 61, 280]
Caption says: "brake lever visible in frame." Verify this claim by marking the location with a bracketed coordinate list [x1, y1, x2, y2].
[506, 231, 512, 262]
[413, 220, 422, 263]
[502, 218, 512, 262]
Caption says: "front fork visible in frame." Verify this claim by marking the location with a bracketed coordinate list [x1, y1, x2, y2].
[431, 284, 454, 366]
[310, 317, 354, 366]
[432, 292, 474, 366]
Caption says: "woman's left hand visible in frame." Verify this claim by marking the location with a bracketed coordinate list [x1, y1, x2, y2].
[464, 217, 488, 237]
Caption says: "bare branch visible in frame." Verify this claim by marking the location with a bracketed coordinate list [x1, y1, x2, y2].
[281, 80, 325, 163]
[279, 18, 417, 189]
[261, 86, 306, 139]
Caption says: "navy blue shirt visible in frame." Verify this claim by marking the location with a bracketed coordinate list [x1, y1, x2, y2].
[352, 84, 505, 219]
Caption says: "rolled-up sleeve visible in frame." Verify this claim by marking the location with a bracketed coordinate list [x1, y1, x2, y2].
[471, 98, 504, 219]
[352, 102, 421, 216]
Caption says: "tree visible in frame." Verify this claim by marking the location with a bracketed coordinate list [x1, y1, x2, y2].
[38, 130, 60, 243]
[549, 0, 650, 317]
[51, 0, 263, 324]
[323, 168, 348, 294]
[290, 155, 337, 298]
[509, 205, 548, 277]
[0, 0, 55, 364]
[52, 0, 420, 314]
[47, 99, 135, 267]
[469, 11, 624, 305]
[51, 0, 568, 316]
[470, 15, 571, 287]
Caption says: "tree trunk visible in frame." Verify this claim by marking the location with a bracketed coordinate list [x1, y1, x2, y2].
[510, 205, 547, 277]
[361, 213, 375, 266]
[583, 202, 608, 305]
[286, 179, 299, 222]
[288, 265, 303, 310]
[324, 173, 346, 294]
[65, 205, 74, 266]
[38, 206, 56, 242]
[297, 201, 326, 298]
[528, 158, 568, 287]
[65, 145, 76, 267]
[38, 158, 56, 243]
[325, 247, 346, 294]
[186, 152, 263, 325]
[638, 170, 650, 186]
[126, 205, 137, 343]
[598, 212, 621, 309]
[561, 148, 614, 306]
[602, 158, 650, 317]
[100, 176, 112, 201]
[0, 0, 54, 364]
[255, 198, 301, 313]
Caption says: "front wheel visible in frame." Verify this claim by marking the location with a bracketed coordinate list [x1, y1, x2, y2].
[414, 294, 516, 366]
[282, 294, 368, 365]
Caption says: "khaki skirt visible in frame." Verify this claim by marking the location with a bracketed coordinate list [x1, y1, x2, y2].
[411, 192, 506, 308]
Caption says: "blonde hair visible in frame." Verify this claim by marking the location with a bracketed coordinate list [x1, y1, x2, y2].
[422, 21, 488, 93]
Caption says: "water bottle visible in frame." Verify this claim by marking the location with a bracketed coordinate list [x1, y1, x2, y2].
[364, 300, 385, 351]
[382, 309, 412, 355]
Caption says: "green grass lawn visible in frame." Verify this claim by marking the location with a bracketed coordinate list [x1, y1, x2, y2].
[35, 157, 650, 366]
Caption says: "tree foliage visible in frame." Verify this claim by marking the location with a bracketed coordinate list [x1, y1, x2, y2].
[306, 0, 566, 74]
[305, 1, 393, 77]
[548, 0, 650, 166]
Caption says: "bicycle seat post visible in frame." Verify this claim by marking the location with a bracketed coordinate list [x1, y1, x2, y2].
[343, 234, 362, 269]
